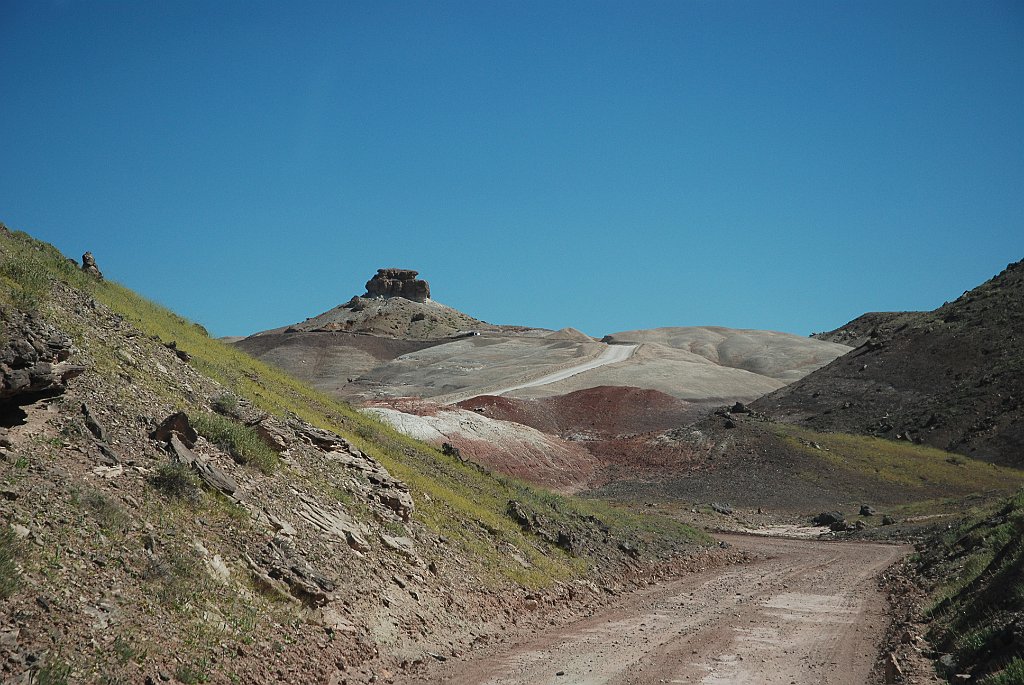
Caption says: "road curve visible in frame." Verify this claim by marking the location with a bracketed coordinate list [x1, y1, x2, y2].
[399, 534, 907, 685]
[486, 343, 639, 398]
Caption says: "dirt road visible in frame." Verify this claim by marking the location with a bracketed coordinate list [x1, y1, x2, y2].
[487, 343, 639, 397]
[402, 534, 905, 685]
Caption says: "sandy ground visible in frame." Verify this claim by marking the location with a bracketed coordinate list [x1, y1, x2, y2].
[396, 534, 906, 685]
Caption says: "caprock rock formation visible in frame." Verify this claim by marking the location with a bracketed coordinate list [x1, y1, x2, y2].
[365, 268, 430, 303]
[253, 267, 492, 341]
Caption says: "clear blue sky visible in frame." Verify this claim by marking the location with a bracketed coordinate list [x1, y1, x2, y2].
[2, 1, 1022, 338]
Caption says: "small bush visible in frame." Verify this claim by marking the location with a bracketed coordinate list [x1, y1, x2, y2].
[81, 490, 130, 533]
[190, 412, 278, 474]
[981, 658, 1024, 685]
[211, 393, 239, 416]
[0, 527, 19, 599]
[150, 462, 202, 501]
[35, 656, 72, 685]
[143, 546, 207, 610]
[175, 661, 210, 684]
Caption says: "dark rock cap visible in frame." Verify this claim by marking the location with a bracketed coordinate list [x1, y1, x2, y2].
[81, 251, 103, 280]
[364, 268, 430, 303]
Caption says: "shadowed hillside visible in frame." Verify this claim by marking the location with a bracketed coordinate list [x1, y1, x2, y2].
[754, 260, 1024, 466]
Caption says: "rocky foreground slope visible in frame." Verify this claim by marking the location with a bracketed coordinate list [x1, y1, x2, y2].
[0, 226, 710, 684]
[754, 259, 1024, 466]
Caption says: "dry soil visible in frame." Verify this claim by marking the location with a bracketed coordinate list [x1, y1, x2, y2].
[397, 534, 906, 685]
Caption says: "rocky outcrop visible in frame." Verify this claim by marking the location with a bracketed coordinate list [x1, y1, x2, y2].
[81, 251, 103, 280]
[0, 308, 84, 404]
[364, 268, 430, 303]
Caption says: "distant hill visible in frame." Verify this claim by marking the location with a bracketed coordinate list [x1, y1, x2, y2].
[754, 260, 1024, 466]
[239, 284, 852, 406]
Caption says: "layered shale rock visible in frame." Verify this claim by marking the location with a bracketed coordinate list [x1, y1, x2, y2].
[365, 268, 430, 303]
[0, 308, 83, 404]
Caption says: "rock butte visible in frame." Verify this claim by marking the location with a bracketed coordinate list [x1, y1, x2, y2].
[364, 268, 430, 303]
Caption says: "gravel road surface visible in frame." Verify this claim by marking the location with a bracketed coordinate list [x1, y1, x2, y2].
[400, 534, 905, 685]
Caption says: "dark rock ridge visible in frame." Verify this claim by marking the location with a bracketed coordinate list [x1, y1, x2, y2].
[364, 268, 430, 303]
[1, 308, 84, 405]
[755, 259, 1024, 466]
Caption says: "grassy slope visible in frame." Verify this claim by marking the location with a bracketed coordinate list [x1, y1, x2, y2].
[776, 424, 1024, 512]
[915, 489, 1024, 684]
[0, 225, 707, 589]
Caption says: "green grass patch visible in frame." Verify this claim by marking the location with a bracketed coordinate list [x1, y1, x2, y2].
[919, 489, 1024, 682]
[150, 461, 203, 501]
[0, 526, 20, 599]
[190, 412, 279, 474]
[778, 425, 1023, 494]
[981, 658, 1024, 685]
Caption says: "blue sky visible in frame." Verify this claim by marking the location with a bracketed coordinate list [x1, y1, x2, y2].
[2, 1, 1022, 337]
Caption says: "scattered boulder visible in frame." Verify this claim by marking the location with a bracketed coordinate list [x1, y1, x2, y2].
[378, 487, 415, 522]
[81, 402, 108, 442]
[151, 412, 198, 448]
[250, 417, 290, 453]
[860, 504, 876, 516]
[618, 541, 640, 559]
[364, 268, 430, 303]
[507, 500, 532, 530]
[812, 511, 845, 526]
[884, 652, 904, 684]
[167, 434, 238, 496]
[556, 529, 580, 555]
[711, 502, 734, 515]
[441, 442, 462, 459]
[81, 251, 103, 279]
[731, 402, 750, 414]
[882, 514, 897, 526]
[379, 533, 419, 563]
[247, 538, 335, 606]
[162, 341, 190, 362]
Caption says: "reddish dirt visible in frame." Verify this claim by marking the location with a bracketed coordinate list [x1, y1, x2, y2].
[369, 390, 710, 491]
[395, 534, 908, 685]
[457, 386, 706, 437]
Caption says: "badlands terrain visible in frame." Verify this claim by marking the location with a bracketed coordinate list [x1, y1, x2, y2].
[2, 225, 1024, 684]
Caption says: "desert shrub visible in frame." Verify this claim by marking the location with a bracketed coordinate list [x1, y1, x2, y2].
[210, 393, 239, 416]
[981, 658, 1024, 685]
[0, 527, 19, 599]
[190, 412, 278, 474]
[34, 656, 72, 685]
[81, 490, 130, 533]
[150, 462, 202, 501]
